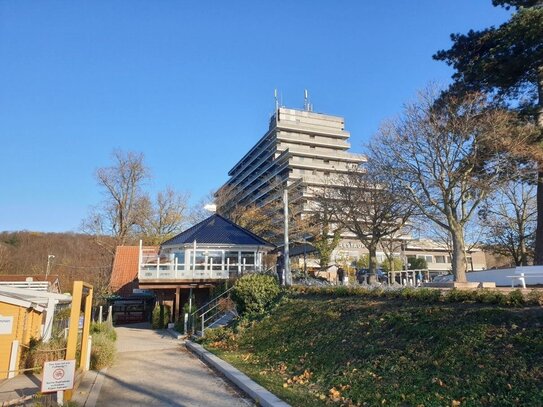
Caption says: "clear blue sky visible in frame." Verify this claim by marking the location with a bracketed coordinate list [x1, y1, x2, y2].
[0, 1, 510, 232]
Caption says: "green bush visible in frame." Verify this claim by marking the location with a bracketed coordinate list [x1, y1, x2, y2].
[232, 274, 280, 316]
[152, 303, 171, 329]
[506, 290, 525, 307]
[475, 290, 507, 304]
[90, 322, 117, 341]
[90, 332, 116, 370]
[527, 289, 543, 306]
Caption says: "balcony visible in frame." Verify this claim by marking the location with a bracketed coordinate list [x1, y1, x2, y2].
[138, 246, 268, 282]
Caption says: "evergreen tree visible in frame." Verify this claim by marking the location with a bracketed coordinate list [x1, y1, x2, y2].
[434, 0, 543, 263]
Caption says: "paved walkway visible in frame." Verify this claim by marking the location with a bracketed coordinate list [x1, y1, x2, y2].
[78, 323, 253, 407]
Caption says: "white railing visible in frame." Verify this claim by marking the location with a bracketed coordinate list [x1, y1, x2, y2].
[0, 281, 50, 291]
[138, 262, 265, 280]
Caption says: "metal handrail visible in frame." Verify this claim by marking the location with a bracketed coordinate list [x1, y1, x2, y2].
[191, 286, 234, 318]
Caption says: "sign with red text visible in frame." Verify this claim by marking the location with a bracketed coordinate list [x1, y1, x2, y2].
[41, 360, 75, 393]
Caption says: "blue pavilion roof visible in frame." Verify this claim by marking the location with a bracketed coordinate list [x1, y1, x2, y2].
[161, 214, 275, 248]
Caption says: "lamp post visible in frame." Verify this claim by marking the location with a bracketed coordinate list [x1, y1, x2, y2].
[46, 254, 55, 278]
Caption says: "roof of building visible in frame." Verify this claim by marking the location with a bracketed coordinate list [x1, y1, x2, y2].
[0, 275, 59, 282]
[0, 275, 62, 293]
[161, 214, 275, 247]
[110, 245, 159, 296]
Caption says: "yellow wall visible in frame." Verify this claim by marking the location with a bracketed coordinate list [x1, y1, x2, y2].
[0, 301, 43, 379]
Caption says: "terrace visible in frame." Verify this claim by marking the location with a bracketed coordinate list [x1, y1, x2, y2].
[137, 214, 275, 283]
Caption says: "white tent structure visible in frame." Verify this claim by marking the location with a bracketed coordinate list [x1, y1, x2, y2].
[0, 286, 72, 342]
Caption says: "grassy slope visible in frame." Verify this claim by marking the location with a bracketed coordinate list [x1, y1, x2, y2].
[204, 293, 543, 407]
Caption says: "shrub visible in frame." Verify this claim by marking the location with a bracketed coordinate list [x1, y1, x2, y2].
[475, 290, 506, 305]
[526, 289, 543, 306]
[445, 289, 479, 303]
[506, 290, 525, 307]
[20, 337, 67, 371]
[152, 303, 171, 329]
[90, 332, 116, 370]
[232, 274, 280, 316]
[90, 322, 117, 341]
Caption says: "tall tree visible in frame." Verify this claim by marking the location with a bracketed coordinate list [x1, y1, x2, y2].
[138, 188, 190, 245]
[480, 174, 537, 265]
[310, 184, 342, 269]
[328, 164, 413, 284]
[434, 0, 543, 262]
[371, 90, 518, 282]
[82, 150, 150, 252]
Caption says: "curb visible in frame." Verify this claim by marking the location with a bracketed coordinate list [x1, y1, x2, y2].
[71, 368, 107, 407]
[166, 328, 184, 339]
[186, 341, 291, 407]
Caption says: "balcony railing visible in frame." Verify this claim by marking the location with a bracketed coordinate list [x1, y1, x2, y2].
[138, 259, 267, 281]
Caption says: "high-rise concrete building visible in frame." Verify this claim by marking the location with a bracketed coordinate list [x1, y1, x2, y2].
[218, 106, 366, 220]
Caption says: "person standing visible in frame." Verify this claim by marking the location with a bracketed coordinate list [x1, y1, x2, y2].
[276, 252, 285, 286]
[337, 267, 345, 286]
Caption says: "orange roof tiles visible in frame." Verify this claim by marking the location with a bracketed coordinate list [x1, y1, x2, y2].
[110, 246, 158, 296]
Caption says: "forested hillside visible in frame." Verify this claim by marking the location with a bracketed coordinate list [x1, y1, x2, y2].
[0, 231, 115, 295]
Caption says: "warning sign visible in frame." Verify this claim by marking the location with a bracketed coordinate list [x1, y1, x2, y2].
[41, 360, 76, 393]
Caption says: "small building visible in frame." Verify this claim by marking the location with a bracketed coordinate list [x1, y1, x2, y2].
[0, 287, 71, 379]
[110, 214, 275, 323]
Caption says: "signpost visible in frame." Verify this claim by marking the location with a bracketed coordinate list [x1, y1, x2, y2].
[41, 359, 76, 405]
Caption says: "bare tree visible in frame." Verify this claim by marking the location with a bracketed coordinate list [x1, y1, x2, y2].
[371, 89, 525, 282]
[310, 184, 342, 268]
[138, 188, 191, 245]
[82, 150, 150, 252]
[328, 164, 413, 284]
[480, 174, 537, 266]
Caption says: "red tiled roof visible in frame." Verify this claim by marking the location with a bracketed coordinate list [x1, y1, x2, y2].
[110, 246, 158, 297]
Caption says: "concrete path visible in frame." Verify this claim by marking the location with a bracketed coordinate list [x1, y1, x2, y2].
[88, 323, 253, 407]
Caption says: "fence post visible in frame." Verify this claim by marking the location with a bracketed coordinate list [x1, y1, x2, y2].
[107, 305, 113, 325]
[201, 315, 205, 337]
[85, 336, 92, 370]
[184, 313, 188, 335]
[98, 306, 103, 324]
[8, 340, 19, 379]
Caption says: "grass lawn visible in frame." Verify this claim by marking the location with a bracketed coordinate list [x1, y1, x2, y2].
[202, 291, 543, 406]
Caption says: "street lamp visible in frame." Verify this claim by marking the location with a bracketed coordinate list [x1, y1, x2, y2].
[46, 254, 55, 278]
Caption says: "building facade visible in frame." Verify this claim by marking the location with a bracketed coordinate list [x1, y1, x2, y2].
[217, 106, 366, 221]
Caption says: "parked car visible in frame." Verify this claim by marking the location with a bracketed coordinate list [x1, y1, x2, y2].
[432, 274, 453, 283]
[356, 268, 388, 284]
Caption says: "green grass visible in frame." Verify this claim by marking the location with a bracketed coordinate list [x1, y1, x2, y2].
[202, 292, 543, 406]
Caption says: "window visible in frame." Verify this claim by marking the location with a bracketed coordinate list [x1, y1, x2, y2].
[310, 135, 315, 139]
[425, 255, 433, 263]
[206, 251, 223, 270]
[310, 146, 316, 150]
[324, 171, 330, 177]
[225, 251, 239, 271]
[324, 160, 330, 164]
[241, 252, 255, 271]
[435, 255, 446, 264]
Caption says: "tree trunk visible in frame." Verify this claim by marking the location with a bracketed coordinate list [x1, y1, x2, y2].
[368, 244, 378, 284]
[534, 66, 543, 265]
[450, 225, 467, 282]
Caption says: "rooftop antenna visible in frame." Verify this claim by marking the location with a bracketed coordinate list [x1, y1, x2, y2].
[303, 89, 313, 112]
[274, 88, 279, 111]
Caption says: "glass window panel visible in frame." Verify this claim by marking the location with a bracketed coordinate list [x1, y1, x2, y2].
[207, 251, 223, 270]
[225, 251, 239, 271]
[241, 252, 255, 265]
[435, 255, 446, 264]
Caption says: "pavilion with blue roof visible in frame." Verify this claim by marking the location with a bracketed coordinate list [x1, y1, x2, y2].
[136, 213, 275, 323]
[139, 214, 275, 282]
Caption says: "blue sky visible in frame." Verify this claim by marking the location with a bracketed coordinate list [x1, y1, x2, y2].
[0, 1, 510, 232]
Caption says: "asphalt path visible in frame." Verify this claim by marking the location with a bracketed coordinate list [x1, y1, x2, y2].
[94, 323, 253, 407]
